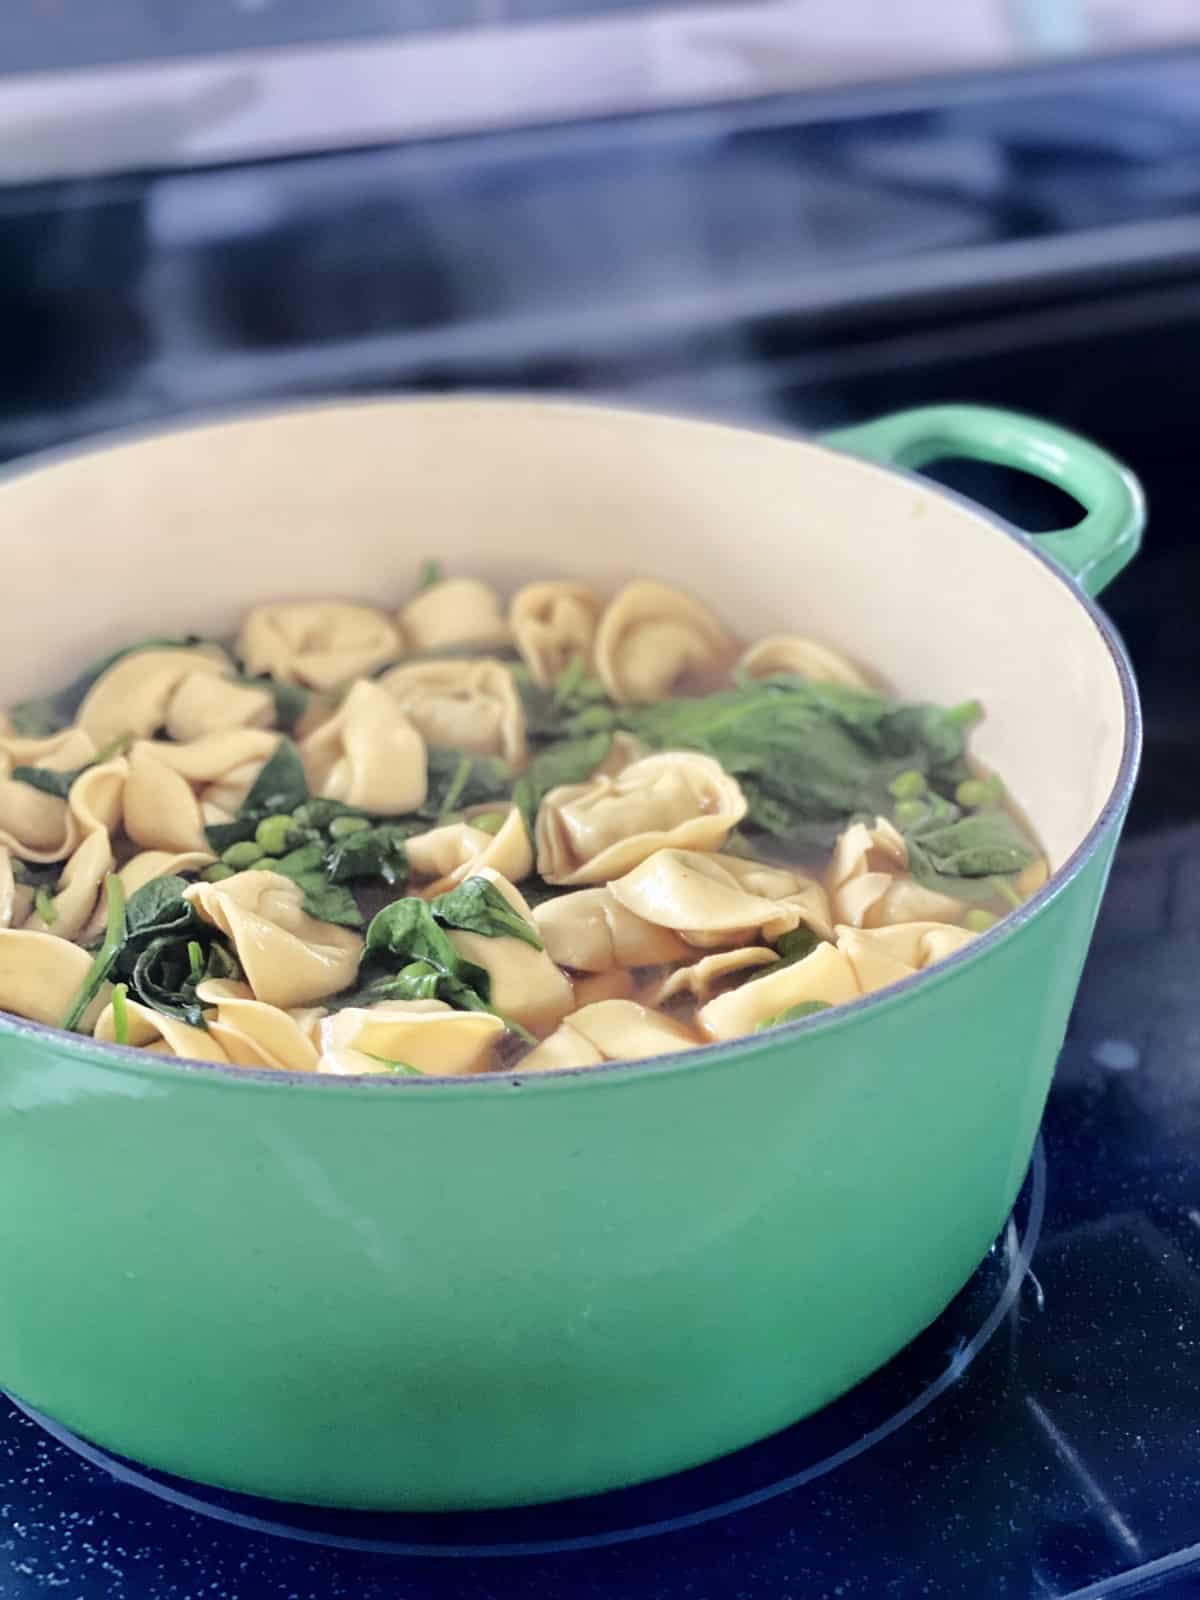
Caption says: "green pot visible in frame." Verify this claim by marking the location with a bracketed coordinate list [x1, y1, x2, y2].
[0, 397, 1142, 1509]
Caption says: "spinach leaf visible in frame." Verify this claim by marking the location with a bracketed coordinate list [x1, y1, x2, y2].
[516, 657, 611, 739]
[10, 734, 133, 801]
[270, 842, 364, 928]
[9, 636, 219, 737]
[419, 748, 511, 821]
[324, 823, 410, 889]
[205, 738, 309, 853]
[9, 765, 79, 800]
[613, 680, 978, 836]
[349, 883, 537, 1039]
[236, 674, 309, 732]
[772, 925, 822, 966]
[64, 872, 243, 1032]
[364, 897, 478, 981]
[127, 934, 237, 1026]
[756, 999, 831, 1031]
[431, 876, 543, 949]
[511, 731, 613, 832]
[904, 809, 1037, 881]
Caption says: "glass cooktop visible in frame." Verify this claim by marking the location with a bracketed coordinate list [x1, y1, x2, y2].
[2, 820, 1198, 1598]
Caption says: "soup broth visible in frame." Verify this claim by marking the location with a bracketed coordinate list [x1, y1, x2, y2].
[0, 572, 1045, 1077]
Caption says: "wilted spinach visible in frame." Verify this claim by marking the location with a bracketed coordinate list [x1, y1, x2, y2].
[205, 738, 309, 853]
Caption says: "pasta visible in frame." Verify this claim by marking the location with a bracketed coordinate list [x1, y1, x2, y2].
[299, 680, 427, 815]
[738, 635, 874, 690]
[398, 577, 510, 654]
[0, 568, 1044, 1076]
[238, 601, 401, 689]
[595, 581, 735, 702]
[319, 1000, 506, 1076]
[536, 752, 746, 885]
[379, 658, 526, 770]
[510, 580, 604, 687]
[185, 871, 362, 1009]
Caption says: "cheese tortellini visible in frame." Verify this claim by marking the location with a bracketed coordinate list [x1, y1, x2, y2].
[379, 658, 526, 769]
[0, 565, 1040, 1079]
[510, 580, 604, 687]
[185, 870, 363, 1009]
[405, 808, 532, 895]
[738, 635, 874, 690]
[536, 752, 747, 886]
[319, 1000, 506, 1077]
[398, 577, 510, 654]
[827, 816, 965, 928]
[300, 679, 427, 815]
[595, 581, 735, 703]
[239, 601, 402, 689]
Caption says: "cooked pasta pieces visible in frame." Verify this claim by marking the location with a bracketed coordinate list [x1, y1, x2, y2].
[0, 569, 1044, 1075]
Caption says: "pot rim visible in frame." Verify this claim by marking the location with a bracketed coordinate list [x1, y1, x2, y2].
[0, 392, 1143, 1093]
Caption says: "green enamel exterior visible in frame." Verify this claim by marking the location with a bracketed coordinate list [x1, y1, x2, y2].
[0, 402, 1142, 1509]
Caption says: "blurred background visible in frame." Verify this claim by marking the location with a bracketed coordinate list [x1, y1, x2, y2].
[1, 0, 1198, 823]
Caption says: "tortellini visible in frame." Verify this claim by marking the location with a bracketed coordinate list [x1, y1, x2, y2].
[194, 979, 321, 1072]
[318, 999, 506, 1077]
[398, 577, 510, 654]
[649, 946, 779, 1006]
[536, 752, 746, 886]
[510, 580, 604, 687]
[609, 849, 832, 949]
[738, 635, 874, 690]
[185, 870, 363, 1009]
[25, 827, 113, 942]
[0, 847, 32, 930]
[697, 942, 861, 1040]
[445, 870, 574, 1034]
[533, 885, 689, 972]
[835, 921, 975, 995]
[595, 581, 735, 703]
[0, 728, 96, 862]
[696, 919, 977, 1039]
[827, 816, 965, 928]
[521, 1000, 699, 1072]
[164, 673, 274, 743]
[379, 658, 526, 769]
[123, 730, 280, 852]
[299, 679, 427, 815]
[238, 601, 402, 689]
[77, 647, 232, 747]
[406, 808, 532, 895]
[0, 929, 108, 1030]
[94, 995, 230, 1063]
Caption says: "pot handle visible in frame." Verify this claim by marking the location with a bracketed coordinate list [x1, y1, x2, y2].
[820, 403, 1144, 597]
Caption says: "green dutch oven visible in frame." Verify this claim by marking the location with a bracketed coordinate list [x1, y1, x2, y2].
[0, 397, 1142, 1509]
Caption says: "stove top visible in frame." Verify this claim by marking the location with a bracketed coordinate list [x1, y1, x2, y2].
[2, 823, 1198, 1598]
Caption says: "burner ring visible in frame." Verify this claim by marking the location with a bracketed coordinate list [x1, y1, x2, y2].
[12, 1137, 1046, 1560]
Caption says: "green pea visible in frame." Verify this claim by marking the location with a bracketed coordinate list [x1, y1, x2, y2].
[255, 814, 298, 856]
[894, 798, 929, 826]
[290, 804, 315, 827]
[471, 811, 506, 836]
[955, 779, 990, 809]
[202, 862, 236, 882]
[888, 769, 927, 800]
[964, 908, 999, 933]
[328, 815, 371, 839]
[221, 840, 264, 870]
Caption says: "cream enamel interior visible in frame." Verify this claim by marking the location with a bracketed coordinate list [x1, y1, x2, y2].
[0, 397, 1127, 872]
